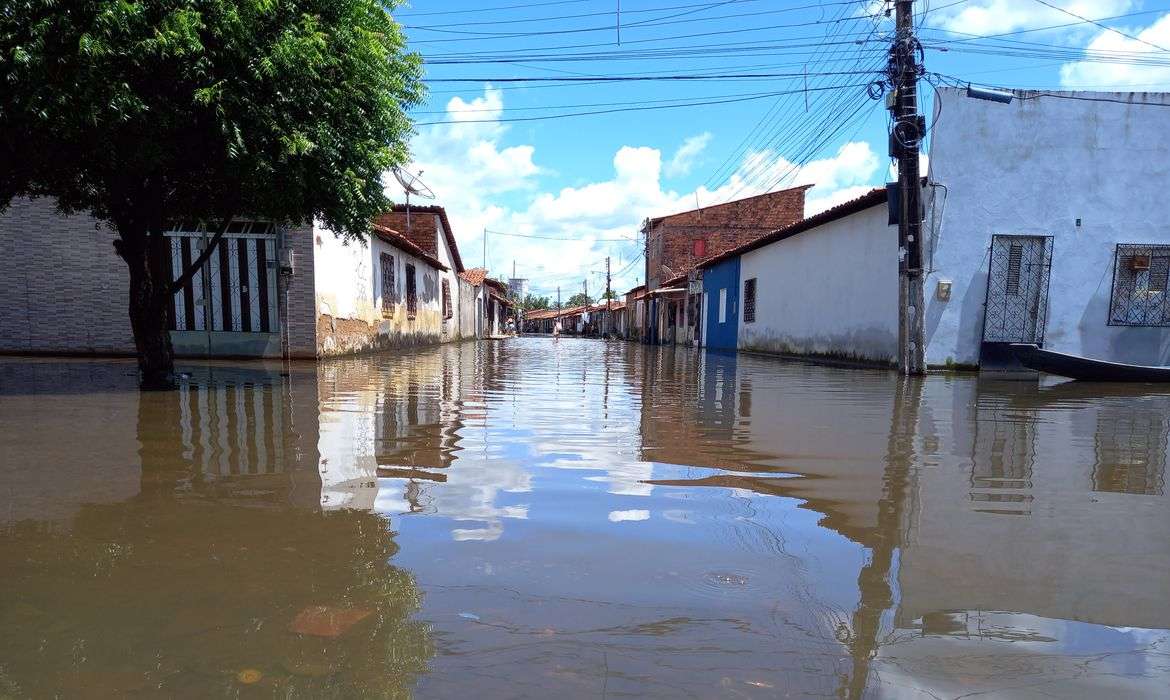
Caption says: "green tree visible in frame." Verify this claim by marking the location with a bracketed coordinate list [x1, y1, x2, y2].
[0, 0, 423, 388]
[600, 289, 619, 301]
[566, 292, 593, 308]
[520, 294, 550, 311]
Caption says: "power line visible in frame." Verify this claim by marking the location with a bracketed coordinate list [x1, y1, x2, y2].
[396, 0, 594, 18]
[485, 229, 637, 242]
[410, 12, 884, 44]
[1027, 0, 1169, 53]
[423, 69, 879, 82]
[414, 82, 872, 125]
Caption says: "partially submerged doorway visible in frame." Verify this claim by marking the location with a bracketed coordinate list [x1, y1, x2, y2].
[980, 234, 1053, 369]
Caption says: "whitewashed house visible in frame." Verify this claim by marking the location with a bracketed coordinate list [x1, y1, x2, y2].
[699, 88, 1170, 370]
[925, 87, 1170, 368]
[315, 204, 469, 354]
[698, 189, 896, 363]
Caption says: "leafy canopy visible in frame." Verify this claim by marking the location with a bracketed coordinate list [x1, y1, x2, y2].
[520, 294, 550, 311]
[0, 0, 423, 237]
[566, 292, 592, 308]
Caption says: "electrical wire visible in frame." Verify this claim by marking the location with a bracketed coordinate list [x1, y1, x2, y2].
[415, 82, 874, 125]
[1028, 0, 1169, 53]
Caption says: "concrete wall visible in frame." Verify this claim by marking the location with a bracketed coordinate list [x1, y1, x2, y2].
[313, 224, 444, 356]
[432, 216, 463, 343]
[0, 197, 315, 359]
[925, 88, 1170, 367]
[0, 197, 136, 355]
[737, 204, 898, 365]
[457, 279, 481, 339]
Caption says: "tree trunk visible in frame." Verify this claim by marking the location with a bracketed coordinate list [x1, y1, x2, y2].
[121, 230, 177, 390]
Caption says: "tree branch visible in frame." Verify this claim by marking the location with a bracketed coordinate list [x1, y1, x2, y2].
[168, 216, 233, 295]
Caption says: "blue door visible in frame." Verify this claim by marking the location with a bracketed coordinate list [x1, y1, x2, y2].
[703, 257, 740, 350]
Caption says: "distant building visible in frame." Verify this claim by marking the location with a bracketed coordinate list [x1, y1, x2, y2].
[642, 186, 808, 346]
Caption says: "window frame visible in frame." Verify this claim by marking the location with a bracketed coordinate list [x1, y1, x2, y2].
[441, 278, 453, 320]
[1108, 243, 1170, 327]
[743, 277, 757, 324]
[405, 263, 418, 320]
[718, 288, 727, 324]
[380, 253, 395, 317]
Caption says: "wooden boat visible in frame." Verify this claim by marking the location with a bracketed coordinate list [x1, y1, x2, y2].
[1010, 344, 1170, 382]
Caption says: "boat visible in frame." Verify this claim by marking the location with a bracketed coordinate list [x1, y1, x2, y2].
[1010, 344, 1170, 382]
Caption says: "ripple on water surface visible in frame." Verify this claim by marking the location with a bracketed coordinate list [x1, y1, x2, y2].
[1, 340, 1167, 699]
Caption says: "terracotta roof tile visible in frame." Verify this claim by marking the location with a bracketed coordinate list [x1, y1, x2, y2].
[458, 267, 487, 286]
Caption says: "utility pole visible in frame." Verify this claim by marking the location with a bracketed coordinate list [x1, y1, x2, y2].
[482, 227, 487, 272]
[891, 0, 926, 375]
[605, 256, 612, 336]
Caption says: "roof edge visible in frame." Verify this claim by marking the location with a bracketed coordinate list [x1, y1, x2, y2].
[697, 187, 887, 270]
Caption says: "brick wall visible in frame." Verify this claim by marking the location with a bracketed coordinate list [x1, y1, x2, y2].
[0, 197, 136, 354]
[284, 222, 317, 359]
[646, 186, 809, 289]
[375, 211, 438, 257]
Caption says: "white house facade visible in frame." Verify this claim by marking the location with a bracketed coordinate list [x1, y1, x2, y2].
[314, 221, 456, 355]
[924, 87, 1170, 368]
[699, 189, 899, 366]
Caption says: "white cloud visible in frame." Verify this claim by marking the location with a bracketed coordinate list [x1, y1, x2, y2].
[664, 132, 713, 178]
[608, 509, 650, 522]
[926, 0, 1134, 36]
[1060, 13, 1170, 88]
[401, 87, 886, 295]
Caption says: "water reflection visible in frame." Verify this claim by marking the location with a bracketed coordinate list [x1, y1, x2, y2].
[2, 342, 1168, 698]
[0, 361, 430, 697]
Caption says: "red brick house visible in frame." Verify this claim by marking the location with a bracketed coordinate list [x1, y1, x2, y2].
[642, 186, 809, 345]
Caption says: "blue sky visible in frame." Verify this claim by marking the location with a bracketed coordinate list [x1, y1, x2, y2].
[390, 0, 1170, 299]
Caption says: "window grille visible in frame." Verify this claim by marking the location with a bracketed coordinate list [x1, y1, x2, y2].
[380, 253, 395, 316]
[743, 278, 757, 323]
[1005, 244, 1023, 295]
[442, 278, 453, 320]
[405, 264, 418, 319]
[1109, 244, 1170, 327]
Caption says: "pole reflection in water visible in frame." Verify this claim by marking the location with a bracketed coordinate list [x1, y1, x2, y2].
[1, 339, 1168, 698]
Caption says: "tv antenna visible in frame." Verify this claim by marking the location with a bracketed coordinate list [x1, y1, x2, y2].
[391, 166, 435, 227]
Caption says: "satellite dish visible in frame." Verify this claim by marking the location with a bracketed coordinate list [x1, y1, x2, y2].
[391, 167, 436, 229]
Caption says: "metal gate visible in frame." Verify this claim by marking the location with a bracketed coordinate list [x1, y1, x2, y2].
[982, 235, 1053, 344]
[166, 222, 278, 334]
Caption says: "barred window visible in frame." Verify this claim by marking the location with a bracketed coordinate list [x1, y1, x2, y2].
[1109, 244, 1170, 327]
[380, 253, 395, 316]
[405, 263, 418, 319]
[442, 278, 453, 320]
[743, 278, 757, 324]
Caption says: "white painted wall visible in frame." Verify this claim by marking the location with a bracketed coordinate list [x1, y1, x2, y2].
[313, 223, 373, 322]
[925, 88, 1170, 366]
[432, 215, 463, 341]
[737, 204, 899, 364]
[313, 222, 444, 354]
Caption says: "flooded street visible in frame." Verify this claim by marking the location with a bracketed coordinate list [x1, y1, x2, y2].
[2, 337, 1168, 698]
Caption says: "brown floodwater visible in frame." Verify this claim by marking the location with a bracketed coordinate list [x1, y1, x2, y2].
[1, 338, 1168, 698]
